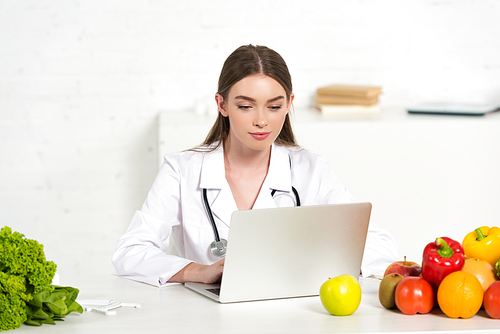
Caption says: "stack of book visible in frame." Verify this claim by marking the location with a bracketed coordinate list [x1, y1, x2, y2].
[315, 84, 382, 115]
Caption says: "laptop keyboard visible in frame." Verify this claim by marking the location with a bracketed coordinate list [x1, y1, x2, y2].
[206, 288, 221, 296]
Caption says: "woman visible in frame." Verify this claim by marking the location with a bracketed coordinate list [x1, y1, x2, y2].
[112, 45, 399, 286]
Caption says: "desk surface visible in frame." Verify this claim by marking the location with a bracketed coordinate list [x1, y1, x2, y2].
[14, 274, 500, 334]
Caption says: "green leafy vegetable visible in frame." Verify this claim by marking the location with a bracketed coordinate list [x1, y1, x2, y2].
[24, 286, 84, 326]
[0, 226, 83, 331]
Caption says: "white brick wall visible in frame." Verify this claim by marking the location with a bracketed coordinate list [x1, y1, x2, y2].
[1, 0, 499, 276]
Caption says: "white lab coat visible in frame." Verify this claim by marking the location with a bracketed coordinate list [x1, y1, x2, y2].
[112, 143, 399, 287]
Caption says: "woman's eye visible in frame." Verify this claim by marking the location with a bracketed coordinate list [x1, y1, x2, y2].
[269, 105, 282, 111]
[238, 105, 251, 110]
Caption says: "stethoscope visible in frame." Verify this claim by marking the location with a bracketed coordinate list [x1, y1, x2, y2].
[203, 186, 300, 257]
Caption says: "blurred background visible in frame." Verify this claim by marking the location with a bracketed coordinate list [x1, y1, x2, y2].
[1, 0, 499, 276]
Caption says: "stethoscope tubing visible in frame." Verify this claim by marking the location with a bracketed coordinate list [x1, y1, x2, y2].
[270, 187, 301, 207]
[203, 188, 221, 243]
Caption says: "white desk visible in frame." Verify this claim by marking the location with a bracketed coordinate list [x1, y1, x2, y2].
[159, 108, 500, 263]
[14, 274, 500, 333]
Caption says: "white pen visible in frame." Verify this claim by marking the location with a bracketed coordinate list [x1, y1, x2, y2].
[120, 302, 141, 308]
[91, 308, 117, 316]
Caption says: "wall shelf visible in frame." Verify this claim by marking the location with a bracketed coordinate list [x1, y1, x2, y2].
[159, 107, 500, 262]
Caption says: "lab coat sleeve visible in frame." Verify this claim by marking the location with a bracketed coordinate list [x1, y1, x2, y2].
[360, 221, 400, 278]
[314, 154, 400, 278]
[112, 156, 193, 287]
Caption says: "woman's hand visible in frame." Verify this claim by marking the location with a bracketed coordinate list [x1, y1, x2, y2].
[199, 258, 225, 283]
[168, 258, 225, 284]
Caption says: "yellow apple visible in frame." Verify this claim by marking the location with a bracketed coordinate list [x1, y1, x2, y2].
[319, 274, 361, 316]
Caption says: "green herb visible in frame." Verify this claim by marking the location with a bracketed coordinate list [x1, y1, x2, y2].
[0, 226, 83, 331]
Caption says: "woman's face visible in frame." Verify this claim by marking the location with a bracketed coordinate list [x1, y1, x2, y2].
[216, 74, 294, 153]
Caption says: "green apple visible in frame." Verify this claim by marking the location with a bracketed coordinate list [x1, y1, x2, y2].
[319, 274, 362, 316]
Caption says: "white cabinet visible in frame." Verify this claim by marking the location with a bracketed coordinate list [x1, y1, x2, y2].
[159, 108, 500, 263]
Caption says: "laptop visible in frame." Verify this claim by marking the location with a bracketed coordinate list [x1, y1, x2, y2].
[407, 102, 500, 116]
[185, 202, 371, 303]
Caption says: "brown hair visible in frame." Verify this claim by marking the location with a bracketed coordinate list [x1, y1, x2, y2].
[201, 44, 298, 149]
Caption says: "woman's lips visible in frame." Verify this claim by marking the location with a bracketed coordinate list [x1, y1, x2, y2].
[249, 132, 271, 140]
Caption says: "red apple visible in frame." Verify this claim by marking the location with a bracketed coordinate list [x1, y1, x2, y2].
[384, 256, 422, 277]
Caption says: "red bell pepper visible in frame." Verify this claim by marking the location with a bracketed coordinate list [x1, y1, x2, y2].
[422, 237, 465, 288]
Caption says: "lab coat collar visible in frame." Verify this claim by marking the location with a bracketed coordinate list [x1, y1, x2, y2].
[252, 144, 293, 209]
[199, 142, 292, 191]
[199, 143, 293, 226]
[265, 143, 293, 193]
[199, 144, 225, 190]
[199, 144, 237, 227]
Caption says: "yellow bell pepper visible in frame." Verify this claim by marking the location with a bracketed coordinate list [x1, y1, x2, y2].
[462, 226, 500, 268]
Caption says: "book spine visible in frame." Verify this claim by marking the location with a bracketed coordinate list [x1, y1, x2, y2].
[316, 87, 382, 98]
[315, 95, 378, 106]
[315, 104, 381, 115]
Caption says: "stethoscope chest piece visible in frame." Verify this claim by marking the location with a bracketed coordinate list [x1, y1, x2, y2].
[210, 239, 227, 257]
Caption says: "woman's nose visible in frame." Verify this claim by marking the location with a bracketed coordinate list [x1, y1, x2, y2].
[253, 110, 267, 127]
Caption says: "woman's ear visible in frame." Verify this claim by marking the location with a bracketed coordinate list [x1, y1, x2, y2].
[215, 93, 228, 117]
[286, 93, 295, 113]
